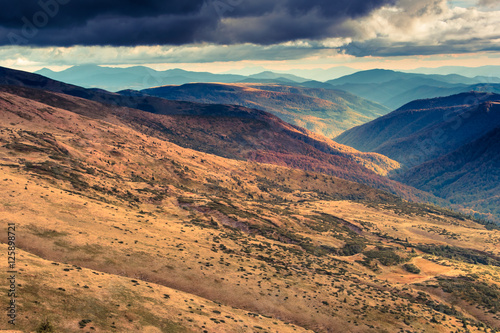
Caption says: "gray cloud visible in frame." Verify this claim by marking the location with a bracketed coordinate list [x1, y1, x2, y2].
[478, 0, 499, 8]
[0, 0, 396, 46]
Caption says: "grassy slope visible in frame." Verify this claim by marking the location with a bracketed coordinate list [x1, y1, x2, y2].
[0, 91, 500, 332]
[2, 85, 429, 202]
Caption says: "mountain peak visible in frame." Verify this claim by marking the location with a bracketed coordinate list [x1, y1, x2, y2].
[36, 67, 55, 74]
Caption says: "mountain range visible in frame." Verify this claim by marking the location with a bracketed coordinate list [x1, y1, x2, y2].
[2, 65, 500, 332]
[405, 65, 500, 78]
[2, 66, 424, 200]
[36, 66, 500, 111]
[35, 65, 308, 92]
[326, 69, 500, 109]
[6, 65, 500, 222]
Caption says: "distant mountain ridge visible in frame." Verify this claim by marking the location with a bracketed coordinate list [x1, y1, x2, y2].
[405, 65, 500, 78]
[34, 65, 500, 109]
[34, 65, 312, 92]
[221, 66, 359, 81]
[326, 69, 500, 109]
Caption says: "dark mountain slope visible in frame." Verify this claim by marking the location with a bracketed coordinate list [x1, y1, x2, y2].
[335, 92, 500, 167]
[398, 124, 500, 221]
[335, 91, 500, 221]
[375, 101, 500, 167]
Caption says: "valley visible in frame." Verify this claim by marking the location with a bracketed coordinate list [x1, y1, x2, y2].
[0, 76, 499, 332]
[2, 1, 500, 332]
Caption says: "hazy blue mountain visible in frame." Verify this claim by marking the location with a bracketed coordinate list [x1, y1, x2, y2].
[326, 69, 499, 109]
[327, 69, 480, 85]
[274, 66, 359, 81]
[247, 71, 309, 83]
[386, 83, 500, 109]
[405, 66, 500, 79]
[236, 77, 299, 85]
[33, 65, 250, 91]
[221, 66, 359, 81]
[33, 65, 316, 92]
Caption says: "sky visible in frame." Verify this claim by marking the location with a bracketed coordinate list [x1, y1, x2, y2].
[0, 0, 499, 73]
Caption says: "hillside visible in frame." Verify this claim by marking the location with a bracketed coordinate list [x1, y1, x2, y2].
[335, 92, 500, 166]
[327, 69, 500, 109]
[399, 125, 500, 221]
[335, 93, 500, 221]
[1, 83, 417, 202]
[139, 83, 389, 138]
[1, 87, 500, 332]
[3, 69, 441, 206]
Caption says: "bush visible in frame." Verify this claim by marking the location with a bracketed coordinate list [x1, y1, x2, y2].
[438, 276, 500, 313]
[36, 319, 55, 333]
[364, 248, 404, 266]
[339, 241, 366, 256]
[403, 263, 421, 274]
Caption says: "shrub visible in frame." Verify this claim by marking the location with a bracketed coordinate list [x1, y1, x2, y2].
[36, 319, 55, 333]
[364, 248, 404, 266]
[416, 245, 500, 267]
[339, 241, 366, 256]
[403, 263, 421, 274]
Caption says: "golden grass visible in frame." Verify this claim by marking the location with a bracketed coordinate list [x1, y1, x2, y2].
[0, 91, 499, 332]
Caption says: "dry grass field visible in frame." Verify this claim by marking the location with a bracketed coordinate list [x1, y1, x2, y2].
[0, 90, 499, 332]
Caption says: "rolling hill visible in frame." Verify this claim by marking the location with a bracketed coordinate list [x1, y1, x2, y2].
[1, 73, 500, 332]
[138, 82, 390, 138]
[7, 66, 500, 220]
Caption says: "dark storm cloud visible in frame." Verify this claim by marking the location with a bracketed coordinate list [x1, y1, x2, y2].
[0, 0, 396, 46]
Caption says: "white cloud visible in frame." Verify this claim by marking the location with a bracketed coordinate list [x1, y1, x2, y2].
[340, 0, 500, 56]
